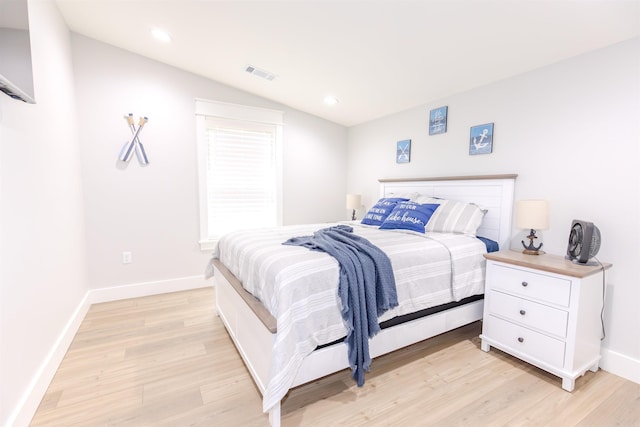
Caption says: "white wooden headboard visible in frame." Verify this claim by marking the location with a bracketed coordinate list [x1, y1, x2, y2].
[380, 174, 517, 250]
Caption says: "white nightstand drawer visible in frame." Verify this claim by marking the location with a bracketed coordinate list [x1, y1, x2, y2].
[487, 290, 569, 338]
[485, 315, 566, 368]
[489, 264, 571, 307]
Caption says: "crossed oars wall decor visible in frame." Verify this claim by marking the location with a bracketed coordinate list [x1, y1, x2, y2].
[119, 114, 149, 165]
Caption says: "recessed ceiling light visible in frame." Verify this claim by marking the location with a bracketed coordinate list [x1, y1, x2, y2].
[151, 28, 171, 43]
[324, 96, 339, 106]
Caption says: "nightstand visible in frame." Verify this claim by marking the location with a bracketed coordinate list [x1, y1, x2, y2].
[479, 250, 612, 391]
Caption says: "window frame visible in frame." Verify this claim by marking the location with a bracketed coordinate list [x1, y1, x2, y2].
[195, 99, 283, 251]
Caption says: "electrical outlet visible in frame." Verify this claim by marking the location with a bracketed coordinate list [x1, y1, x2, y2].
[122, 251, 132, 264]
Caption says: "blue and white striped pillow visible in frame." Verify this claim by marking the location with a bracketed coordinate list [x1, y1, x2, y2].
[413, 196, 486, 236]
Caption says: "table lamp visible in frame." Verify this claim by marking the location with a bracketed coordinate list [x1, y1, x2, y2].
[346, 194, 362, 221]
[516, 199, 549, 255]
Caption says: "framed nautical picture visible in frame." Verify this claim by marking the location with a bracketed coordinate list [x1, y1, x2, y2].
[429, 106, 448, 135]
[469, 123, 494, 155]
[396, 139, 411, 163]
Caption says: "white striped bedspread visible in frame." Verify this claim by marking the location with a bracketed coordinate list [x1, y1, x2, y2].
[212, 221, 488, 413]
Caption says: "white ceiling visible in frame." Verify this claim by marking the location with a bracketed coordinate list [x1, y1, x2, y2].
[54, 0, 639, 127]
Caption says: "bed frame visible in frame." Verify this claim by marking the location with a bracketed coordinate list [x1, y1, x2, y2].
[212, 174, 517, 426]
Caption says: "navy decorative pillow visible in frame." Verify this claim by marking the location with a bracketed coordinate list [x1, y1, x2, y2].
[361, 197, 409, 226]
[379, 201, 440, 233]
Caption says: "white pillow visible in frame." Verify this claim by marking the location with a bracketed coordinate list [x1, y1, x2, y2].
[386, 191, 420, 201]
[413, 196, 486, 236]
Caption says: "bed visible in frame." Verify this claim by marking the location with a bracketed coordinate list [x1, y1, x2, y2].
[208, 174, 517, 426]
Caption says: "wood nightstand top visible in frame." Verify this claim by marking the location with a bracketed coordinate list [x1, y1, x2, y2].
[484, 250, 612, 278]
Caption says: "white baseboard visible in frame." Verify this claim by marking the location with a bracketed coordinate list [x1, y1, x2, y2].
[6, 292, 92, 427]
[8, 275, 212, 427]
[600, 347, 640, 385]
[88, 275, 211, 304]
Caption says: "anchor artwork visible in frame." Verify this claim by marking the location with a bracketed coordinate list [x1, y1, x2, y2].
[469, 123, 494, 155]
[119, 114, 149, 165]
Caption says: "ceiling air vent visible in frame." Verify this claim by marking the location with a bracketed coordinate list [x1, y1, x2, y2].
[245, 64, 275, 81]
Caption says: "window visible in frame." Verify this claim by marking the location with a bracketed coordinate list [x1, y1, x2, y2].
[196, 99, 283, 251]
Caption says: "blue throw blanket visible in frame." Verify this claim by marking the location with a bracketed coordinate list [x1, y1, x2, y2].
[283, 225, 398, 386]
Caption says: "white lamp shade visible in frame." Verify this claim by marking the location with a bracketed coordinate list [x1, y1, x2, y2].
[516, 199, 549, 230]
[346, 194, 362, 210]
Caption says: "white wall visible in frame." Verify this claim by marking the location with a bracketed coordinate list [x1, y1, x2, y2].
[282, 109, 348, 225]
[0, 1, 87, 426]
[347, 37, 640, 382]
[2, 8, 347, 425]
[70, 35, 347, 291]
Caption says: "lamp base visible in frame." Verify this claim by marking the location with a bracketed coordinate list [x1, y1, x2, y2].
[522, 248, 542, 255]
[351, 209, 357, 221]
[521, 228, 543, 255]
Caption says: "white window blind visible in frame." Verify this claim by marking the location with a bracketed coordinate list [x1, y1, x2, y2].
[196, 99, 283, 251]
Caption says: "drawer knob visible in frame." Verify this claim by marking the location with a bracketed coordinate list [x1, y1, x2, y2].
[521, 281, 528, 287]
[517, 337, 524, 343]
[519, 309, 526, 316]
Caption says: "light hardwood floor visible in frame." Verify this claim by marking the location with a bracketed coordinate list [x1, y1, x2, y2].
[31, 287, 639, 426]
